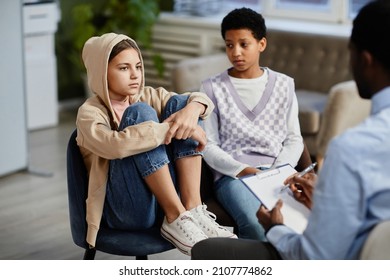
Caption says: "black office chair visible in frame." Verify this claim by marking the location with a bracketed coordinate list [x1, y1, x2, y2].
[66, 129, 174, 260]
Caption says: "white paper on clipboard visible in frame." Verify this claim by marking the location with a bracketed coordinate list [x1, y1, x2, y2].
[241, 164, 310, 233]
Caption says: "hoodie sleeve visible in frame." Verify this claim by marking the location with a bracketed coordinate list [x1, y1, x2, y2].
[76, 99, 170, 160]
[141, 86, 214, 120]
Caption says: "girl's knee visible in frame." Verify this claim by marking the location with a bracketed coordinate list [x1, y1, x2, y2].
[122, 103, 158, 125]
[163, 95, 189, 118]
[167, 95, 189, 107]
[126, 102, 155, 114]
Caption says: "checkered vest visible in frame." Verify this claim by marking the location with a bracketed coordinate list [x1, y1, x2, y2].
[202, 68, 294, 164]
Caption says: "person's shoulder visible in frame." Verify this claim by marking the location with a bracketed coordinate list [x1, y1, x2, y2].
[326, 116, 390, 177]
[144, 85, 174, 96]
[328, 118, 377, 156]
[265, 67, 293, 81]
[78, 95, 105, 111]
[139, 86, 171, 104]
[76, 96, 111, 124]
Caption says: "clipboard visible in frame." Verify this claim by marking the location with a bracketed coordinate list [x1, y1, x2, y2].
[241, 164, 310, 233]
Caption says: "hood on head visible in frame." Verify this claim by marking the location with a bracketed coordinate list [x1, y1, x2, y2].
[82, 33, 145, 112]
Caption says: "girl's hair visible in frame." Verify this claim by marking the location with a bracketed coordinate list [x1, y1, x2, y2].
[109, 39, 139, 62]
[221, 7, 267, 41]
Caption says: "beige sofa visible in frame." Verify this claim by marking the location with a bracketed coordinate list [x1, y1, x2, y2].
[171, 30, 371, 163]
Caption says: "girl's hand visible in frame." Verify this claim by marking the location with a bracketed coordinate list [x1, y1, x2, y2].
[163, 102, 205, 144]
[190, 125, 207, 152]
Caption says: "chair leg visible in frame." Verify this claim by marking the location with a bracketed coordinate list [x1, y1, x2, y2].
[83, 248, 96, 260]
[136, 255, 148, 260]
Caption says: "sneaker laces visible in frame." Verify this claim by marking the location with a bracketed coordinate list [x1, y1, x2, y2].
[176, 213, 208, 242]
[196, 205, 230, 233]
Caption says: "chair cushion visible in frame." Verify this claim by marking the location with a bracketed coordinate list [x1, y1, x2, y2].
[96, 227, 174, 256]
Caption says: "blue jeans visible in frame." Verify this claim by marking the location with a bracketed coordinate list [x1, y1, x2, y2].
[102, 95, 202, 230]
[214, 176, 266, 240]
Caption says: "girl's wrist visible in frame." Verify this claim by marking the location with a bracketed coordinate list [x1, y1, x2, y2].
[191, 101, 206, 115]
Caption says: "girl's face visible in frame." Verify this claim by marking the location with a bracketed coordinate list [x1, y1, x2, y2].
[107, 48, 142, 103]
[224, 28, 266, 78]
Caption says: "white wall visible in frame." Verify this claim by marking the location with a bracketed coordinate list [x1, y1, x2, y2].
[0, 0, 28, 176]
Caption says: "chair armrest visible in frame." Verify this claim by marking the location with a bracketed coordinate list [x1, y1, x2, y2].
[360, 220, 390, 260]
[171, 53, 231, 93]
[315, 80, 371, 157]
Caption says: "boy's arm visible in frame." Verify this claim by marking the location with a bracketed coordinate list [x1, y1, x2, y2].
[203, 111, 249, 178]
[273, 94, 304, 167]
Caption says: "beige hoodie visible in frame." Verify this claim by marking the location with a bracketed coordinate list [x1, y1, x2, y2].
[76, 33, 214, 247]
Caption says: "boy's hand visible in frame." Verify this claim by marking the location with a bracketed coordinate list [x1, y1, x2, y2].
[237, 167, 260, 178]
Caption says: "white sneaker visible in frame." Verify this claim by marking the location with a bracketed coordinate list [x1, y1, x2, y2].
[190, 204, 238, 238]
[161, 211, 208, 256]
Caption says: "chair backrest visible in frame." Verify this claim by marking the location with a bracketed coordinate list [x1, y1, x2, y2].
[360, 220, 390, 260]
[66, 129, 174, 257]
[66, 129, 90, 249]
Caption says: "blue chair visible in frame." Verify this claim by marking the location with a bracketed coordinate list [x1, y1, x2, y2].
[66, 129, 174, 260]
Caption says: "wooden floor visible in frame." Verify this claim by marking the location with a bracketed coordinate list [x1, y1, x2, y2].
[0, 106, 188, 260]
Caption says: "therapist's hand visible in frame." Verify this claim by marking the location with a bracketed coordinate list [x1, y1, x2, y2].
[284, 173, 317, 209]
[257, 199, 284, 232]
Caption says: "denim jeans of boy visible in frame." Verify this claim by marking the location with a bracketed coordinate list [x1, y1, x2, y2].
[102, 95, 202, 230]
[214, 175, 266, 241]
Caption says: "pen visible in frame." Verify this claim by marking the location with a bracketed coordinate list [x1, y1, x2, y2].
[280, 162, 317, 193]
